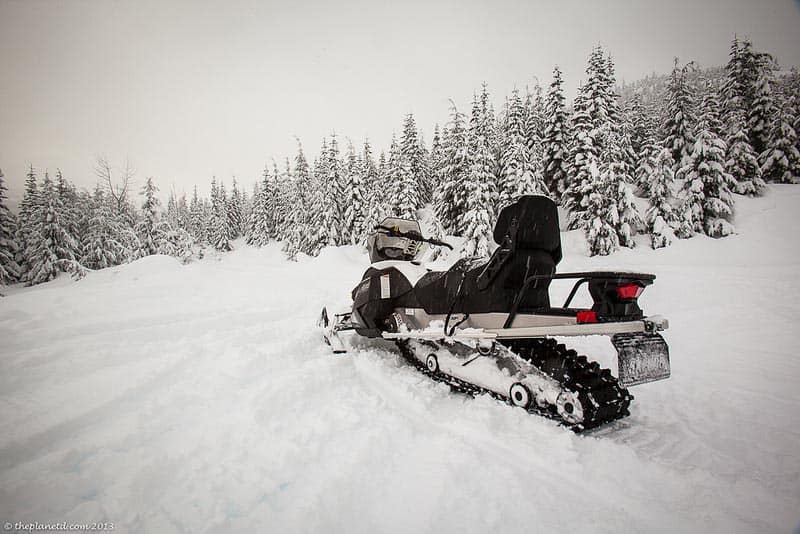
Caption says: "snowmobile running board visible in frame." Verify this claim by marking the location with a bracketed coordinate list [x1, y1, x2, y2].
[381, 317, 668, 341]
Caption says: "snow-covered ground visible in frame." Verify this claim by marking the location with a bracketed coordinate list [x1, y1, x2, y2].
[1, 187, 799, 533]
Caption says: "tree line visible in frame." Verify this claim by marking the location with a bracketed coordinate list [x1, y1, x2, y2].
[1, 37, 799, 288]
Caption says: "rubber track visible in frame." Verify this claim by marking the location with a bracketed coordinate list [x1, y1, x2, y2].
[396, 338, 632, 432]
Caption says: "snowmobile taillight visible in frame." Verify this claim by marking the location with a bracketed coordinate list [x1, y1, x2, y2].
[576, 310, 598, 324]
[616, 283, 644, 300]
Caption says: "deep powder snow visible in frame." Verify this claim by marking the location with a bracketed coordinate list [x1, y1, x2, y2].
[1, 187, 799, 533]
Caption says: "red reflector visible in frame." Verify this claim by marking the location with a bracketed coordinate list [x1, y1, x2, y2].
[617, 283, 644, 299]
[576, 310, 598, 323]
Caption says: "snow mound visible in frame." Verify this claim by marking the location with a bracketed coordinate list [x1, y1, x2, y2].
[1, 186, 799, 533]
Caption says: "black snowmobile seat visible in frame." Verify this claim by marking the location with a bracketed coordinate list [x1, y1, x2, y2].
[414, 195, 563, 314]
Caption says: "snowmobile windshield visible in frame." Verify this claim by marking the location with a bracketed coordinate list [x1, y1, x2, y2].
[368, 217, 423, 263]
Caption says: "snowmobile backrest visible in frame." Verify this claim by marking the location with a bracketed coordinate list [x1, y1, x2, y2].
[493, 195, 562, 264]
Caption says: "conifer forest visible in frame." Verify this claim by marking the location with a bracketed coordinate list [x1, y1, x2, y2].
[2, 38, 799, 289]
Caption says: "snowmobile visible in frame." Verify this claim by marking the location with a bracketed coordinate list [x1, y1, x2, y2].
[320, 195, 670, 431]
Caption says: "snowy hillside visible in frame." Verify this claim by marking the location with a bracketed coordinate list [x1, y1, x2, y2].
[1, 186, 799, 533]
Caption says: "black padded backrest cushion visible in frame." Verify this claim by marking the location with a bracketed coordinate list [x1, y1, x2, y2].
[494, 195, 562, 263]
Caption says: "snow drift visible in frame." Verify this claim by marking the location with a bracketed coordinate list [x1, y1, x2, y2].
[1, 187, 799, 533]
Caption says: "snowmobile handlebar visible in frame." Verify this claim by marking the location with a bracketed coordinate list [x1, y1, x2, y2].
[374, 225, 453, 250]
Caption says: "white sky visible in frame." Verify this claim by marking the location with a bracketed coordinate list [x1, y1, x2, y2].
[2, 0, 799, 205]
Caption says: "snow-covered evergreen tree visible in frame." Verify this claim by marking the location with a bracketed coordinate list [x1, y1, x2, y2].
[524, 84, 546, 184]
[626, 92, 654, 165]
[563, 87, 598, 229]
[208, 178, 232, 251]
[759, 99, 800, 183]
[189, 186, 206, 243]
[542, 66, 569, 199]
[725, 112, 766, 195]
[15, 166, 39, 277]
[663, 59, 696, 168]
[324, 135, 347, 245]
[0, 169, 20, 285]
[584, 158, 620, 256]
[343, 141, 368, 244]
[433, 103, 470, 234]
[461, 93, 498, 258]
[747, 52, 777, 156]
[677, 93, 736, 238]
[154, 221, 195, 262]
[227, 178, 245, 239]
[247, 175, 271, 247]
[165, 191, 179, 229]
[23, 172, 84, 285]
[634, 134, 661, 198]
[644, 148, 679, 249]
[80, 185, 136, 270]
[177, 193, 190, 232]
[722, 36, 748, 132]
[137, 177, 160, 255]
[393, 114, 424, 218]
[361, 138, 386, 233]
[283, 141, 313, 258]
[498, 89, 541, 210]
[54, 170, 83, 263]
[584, 46, 614, 131]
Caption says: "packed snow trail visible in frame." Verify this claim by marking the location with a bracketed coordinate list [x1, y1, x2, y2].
[1, 187, 799, 533]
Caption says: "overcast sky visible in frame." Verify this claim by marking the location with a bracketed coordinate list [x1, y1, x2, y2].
[2, 0, 799, 205]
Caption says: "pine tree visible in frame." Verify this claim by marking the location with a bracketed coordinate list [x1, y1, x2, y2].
[542, 66, 569, 199]
[343, 141, 369, 244]
[227, 178, 245, 239]
[188, 186, 206, 243]
[584, 158, 620, 256]
[677, 94, 736, 238]
[248, 176, 271, 247]
[433, 103, 470, 234]
[499, 89, 545, 210]
[645, 148, 679, 249]
[384, 134, 403, 216]
[0, 169, 21, 285]
[15, 165, 39, 277]
[748, 51, 777, 156]
[563, 86, 598, 229]
[524, 84, 546, 186]
[583, 46, 616, 132]
[24, 172, 84, 285]
[54, 170, 83, 263]
[208, 177, 232, 251]
[759, 99, 800, 183]
[722, 36, 749, 134]
[461, 92, 498, 258]
[361, 138, 386, 233]
[614, 168, 643, 248]
[634, 135, 661, 198]
[663, 59, 696, 168]
[725, 112, 766, 195]
[394, 114, 424, 218]
[303, 149, 331, 256]
[154, 221, 195, 262]
[80, 185, 136, 270]
[165, 191, 179, 229]
[283, 141, 312, 258]
[324, 135, 346, 245]
[137, 177, 160, 255]
[625, 92, 653, 164]
[177, 193, 190, 232]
